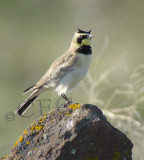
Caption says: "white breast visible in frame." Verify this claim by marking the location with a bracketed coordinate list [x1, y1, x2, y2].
[55, 54, 92, 95]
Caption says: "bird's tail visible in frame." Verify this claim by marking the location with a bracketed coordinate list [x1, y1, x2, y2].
[23, 85, 35, 94]
[16, 89, 40, 115]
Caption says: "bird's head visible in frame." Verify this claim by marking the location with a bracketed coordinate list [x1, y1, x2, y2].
[70, 28, 93, 49]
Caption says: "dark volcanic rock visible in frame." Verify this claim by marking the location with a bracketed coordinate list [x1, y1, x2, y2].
[2, 104, 133, 160]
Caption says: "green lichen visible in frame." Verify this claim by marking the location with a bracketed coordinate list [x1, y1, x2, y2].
[87, 157, 99, 160]
[113, 151, 121, 160]
[125, 151, 131, 159]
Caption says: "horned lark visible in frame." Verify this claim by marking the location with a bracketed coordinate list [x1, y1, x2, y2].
[16, 28, 93, 115]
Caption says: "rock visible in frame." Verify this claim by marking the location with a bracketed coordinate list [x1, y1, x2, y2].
[1, 104, 133, 160]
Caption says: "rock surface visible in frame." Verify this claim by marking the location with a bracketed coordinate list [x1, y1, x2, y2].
[2, 104, 133, 160]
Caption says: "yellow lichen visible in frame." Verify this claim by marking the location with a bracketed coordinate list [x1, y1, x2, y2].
[38, 114, 47, 124]
[30, 121, 44, 132]
[43, 114, 47, 119]
[13, 140, 18, 148]
[35, 125, 44, 132]
[32, 122, 35, 125]
[12, 116, 45, 150]
[69, 103, 81, 110]
[65, 112, 71, 116]
[19, 136, 24, 142]
[50, 111, 54, 114]
[1, 154, 9, 159]
[30, 125, 35, 132]
[23, 129, 28, 135]
[39, 120, 44, 124]
[26, 141, 30, 145]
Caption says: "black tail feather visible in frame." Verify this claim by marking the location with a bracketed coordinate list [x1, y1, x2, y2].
[23, 85, 35, 93]
[17, 96, 38, 115]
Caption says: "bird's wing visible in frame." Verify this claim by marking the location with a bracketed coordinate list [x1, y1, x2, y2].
[34, 53, 76, 89]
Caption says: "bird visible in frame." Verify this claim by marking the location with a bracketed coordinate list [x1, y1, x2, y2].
[16, 28, 93, 115]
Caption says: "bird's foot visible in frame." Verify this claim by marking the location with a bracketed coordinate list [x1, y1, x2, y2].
[57, 100, 73, 115]
[61, 94, 72, 104]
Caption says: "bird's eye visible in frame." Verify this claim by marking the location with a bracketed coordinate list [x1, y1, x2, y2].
[77, 37, 82, 44]
[77, 35, 88, 44]
[82, 35, 87, 39]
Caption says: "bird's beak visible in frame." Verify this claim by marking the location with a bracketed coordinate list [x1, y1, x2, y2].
[88, 35, 94, 39]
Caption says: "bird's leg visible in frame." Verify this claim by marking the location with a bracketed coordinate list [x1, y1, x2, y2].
[57, 94, 72, 113]
[61, 94, 72, 104]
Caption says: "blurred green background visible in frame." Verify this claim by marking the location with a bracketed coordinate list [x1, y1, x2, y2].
[0, 0, 144, 159]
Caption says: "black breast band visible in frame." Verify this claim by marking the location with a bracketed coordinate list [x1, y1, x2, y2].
[76, 45, 92, 55]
